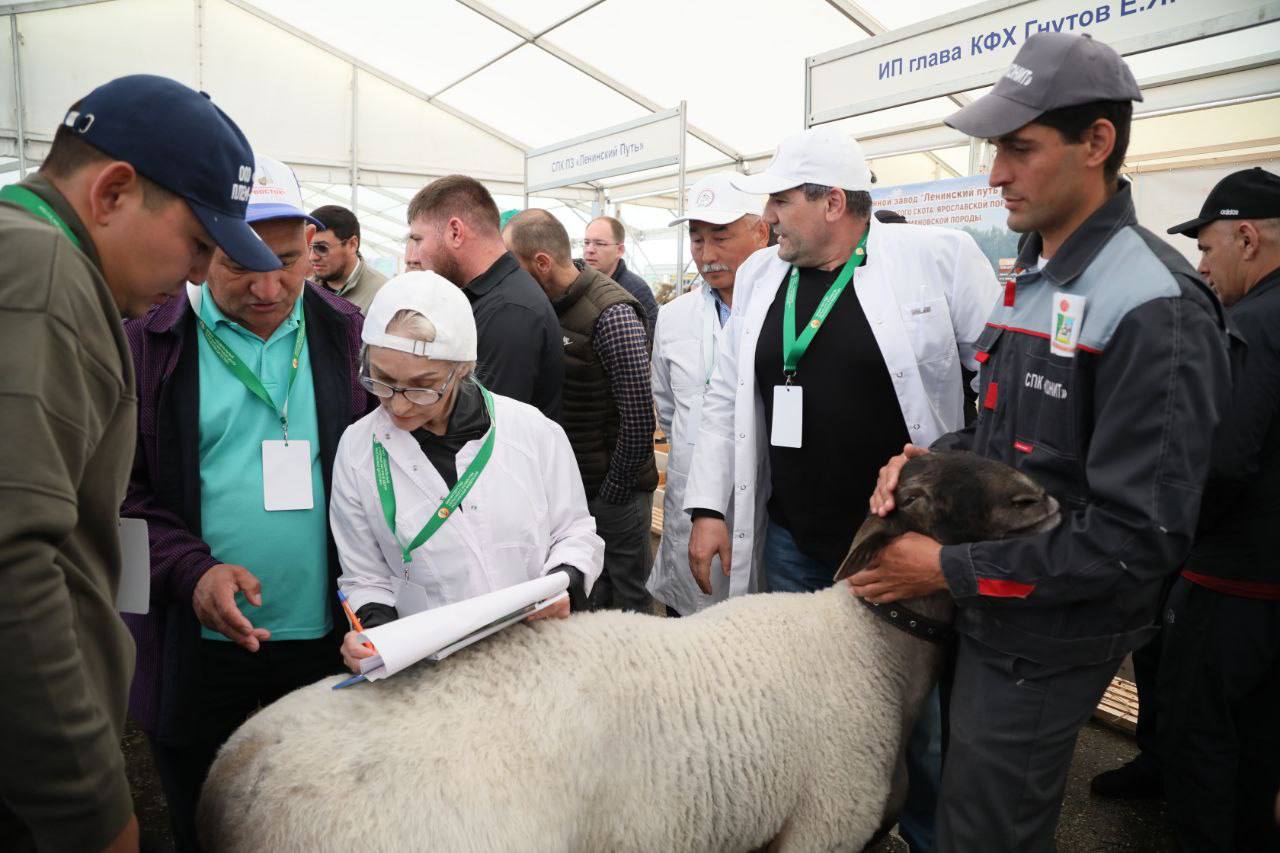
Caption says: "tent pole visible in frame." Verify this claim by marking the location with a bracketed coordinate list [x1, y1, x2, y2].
[675, 100, 687, 294]
[11, 15, 27, 180]
[349, 64, 359, 210]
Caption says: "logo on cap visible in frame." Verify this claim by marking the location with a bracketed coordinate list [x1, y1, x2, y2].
[696, 189, 716, 208]
[230, 164, 252, 203]
[1005, 64, 1034, 87]
[1220, 208, 1240, 215]
[64, 110, 95, 134]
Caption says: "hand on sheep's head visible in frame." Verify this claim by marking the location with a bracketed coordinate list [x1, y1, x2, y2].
[841, 451, 1061, 604]
[193, 564, 271, 652]
[869, 443, 930, 517]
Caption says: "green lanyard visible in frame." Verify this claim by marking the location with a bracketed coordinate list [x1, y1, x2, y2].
[0, 184, 83, 250]
[373, 385, 497, 565]
[196, 313, 306, 440]
[782, 231, 868, 377]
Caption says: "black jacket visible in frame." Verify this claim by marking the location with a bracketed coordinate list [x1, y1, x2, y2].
[1189, 266, 1280, 591]
[934, 184, 1232, 665]
[465, 252, 564, 420]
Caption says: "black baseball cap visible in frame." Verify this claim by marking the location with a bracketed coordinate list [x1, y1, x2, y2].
[1167, 167, 1280, 238]
[65, 74, 281, 271]
[946, 33, 1142, 139]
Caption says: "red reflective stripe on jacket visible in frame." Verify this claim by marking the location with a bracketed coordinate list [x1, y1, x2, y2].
[975, 350, 990, 364]
[1004, 279, 1016, 307]
[984, 383, 998, 410]
[1182, 569, 1280, 600]
[1013, 440, 1034, 453]
[977, 577, 1037, 598]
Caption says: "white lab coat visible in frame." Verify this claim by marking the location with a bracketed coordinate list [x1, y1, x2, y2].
[331, 391, 604, 615]
[648, 283, 760, 615]
[682, 217, 1000, 594]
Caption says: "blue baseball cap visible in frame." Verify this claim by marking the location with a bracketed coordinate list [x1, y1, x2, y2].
[64, 74, 282, 272]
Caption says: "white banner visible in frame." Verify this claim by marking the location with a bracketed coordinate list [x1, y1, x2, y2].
[526, 106, 684, 194]
[807, 0, 1280, 124]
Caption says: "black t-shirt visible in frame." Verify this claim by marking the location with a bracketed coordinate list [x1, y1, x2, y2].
[754, 263, 909, 568]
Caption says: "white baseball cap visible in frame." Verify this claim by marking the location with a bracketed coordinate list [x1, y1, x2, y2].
[246, 153, 324, 227]
[732, 126, 873, 196]
[668, 173, 766, 227]
[363, 271, 478, 361]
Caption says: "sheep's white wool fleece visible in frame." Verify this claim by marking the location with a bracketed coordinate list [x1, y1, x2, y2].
[198, 586, 942, 852]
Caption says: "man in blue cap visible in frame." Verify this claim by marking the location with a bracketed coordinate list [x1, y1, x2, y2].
[0, 75, 280, 852]
[121, 153, 370, 849]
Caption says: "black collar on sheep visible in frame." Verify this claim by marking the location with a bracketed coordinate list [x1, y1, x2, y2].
[834, 451, 1061, 644]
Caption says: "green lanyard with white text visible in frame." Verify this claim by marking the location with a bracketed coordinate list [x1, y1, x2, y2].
[197, 314, 306, 440]
[373, 385, 497, 566]
[0, 184, 83, 250]
[781, 231, 868, 378]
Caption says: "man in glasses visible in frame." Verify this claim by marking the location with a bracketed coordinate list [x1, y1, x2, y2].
[583, 215, 660, 340]
[308, 204, 388, 314]
[120, 155, 370, 850]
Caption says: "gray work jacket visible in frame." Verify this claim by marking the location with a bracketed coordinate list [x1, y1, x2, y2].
[934, 182, 1231, 666]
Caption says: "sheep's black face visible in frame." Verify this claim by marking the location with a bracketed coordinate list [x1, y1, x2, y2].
[892, 451, 1060, 546]
[834, 451, 1060, 581]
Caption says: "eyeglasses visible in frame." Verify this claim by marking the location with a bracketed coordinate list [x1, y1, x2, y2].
[361, 364, 459, 406]
[309, 238, 350, 257]
[582, 239, 620, 249]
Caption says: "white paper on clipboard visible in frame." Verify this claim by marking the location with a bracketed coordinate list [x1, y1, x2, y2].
[356, 573, 570, 681]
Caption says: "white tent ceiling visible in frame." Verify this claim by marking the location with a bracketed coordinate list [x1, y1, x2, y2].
[2, 0, 1278, 278]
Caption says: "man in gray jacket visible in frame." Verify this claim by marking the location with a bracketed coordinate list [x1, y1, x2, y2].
[861, 35, 1230, 851]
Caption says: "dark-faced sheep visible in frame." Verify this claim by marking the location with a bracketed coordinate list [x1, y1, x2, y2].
[198, 451, 1059, 852]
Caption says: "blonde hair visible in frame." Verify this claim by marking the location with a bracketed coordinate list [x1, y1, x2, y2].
[386, 308, 437, 343]
[378, 308, 477, 377]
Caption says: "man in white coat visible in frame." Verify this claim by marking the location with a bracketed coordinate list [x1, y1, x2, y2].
[648, 174, 770, 617]
[682, 126, 999, 852]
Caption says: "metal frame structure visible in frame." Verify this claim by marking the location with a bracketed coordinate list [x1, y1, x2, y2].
[523, 102, 689, 287]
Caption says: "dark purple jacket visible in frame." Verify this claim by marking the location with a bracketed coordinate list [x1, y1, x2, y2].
[121, 283, 370, 739]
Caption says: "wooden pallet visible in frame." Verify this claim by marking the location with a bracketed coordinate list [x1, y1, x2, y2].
[1093, 676, 1139, 734]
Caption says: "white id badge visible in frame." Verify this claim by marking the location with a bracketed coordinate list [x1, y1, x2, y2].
[116, 518, 150, 614]
[262, 440, 314, 511]
[771, 385, 803, 448]
[394, 578, 431, 616]
[1050, 292, 1087, 358]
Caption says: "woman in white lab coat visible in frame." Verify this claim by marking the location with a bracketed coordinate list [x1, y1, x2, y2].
[330, 271, 603, 673]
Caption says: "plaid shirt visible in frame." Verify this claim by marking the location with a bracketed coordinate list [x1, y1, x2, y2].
[592, 303, 656, 503]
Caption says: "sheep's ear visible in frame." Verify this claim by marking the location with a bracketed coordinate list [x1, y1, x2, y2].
[833, 514, 904, 582]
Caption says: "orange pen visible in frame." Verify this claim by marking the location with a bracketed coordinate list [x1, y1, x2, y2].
[336, 589, 376, 651]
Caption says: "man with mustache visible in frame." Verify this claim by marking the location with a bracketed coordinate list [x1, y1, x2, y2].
[682, 126, 999, 851]
[120, 155, 369, 850]
[648, 173, 769, 616]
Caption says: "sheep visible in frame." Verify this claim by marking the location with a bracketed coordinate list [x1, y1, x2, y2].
[197, 451, 1060, 853]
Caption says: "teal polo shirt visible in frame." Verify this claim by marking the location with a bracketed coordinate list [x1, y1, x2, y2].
[196, 284, 331, 641]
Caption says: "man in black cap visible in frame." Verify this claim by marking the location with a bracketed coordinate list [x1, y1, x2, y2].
[1160, 167, 1280, 852]
[0, 75, 279, 852]
[859, 34, 1230, 851]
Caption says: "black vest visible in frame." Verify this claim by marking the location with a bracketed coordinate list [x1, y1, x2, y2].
[555, 267, 658, 498]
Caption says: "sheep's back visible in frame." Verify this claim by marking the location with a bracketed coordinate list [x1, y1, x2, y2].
[197, 587, 940, 852]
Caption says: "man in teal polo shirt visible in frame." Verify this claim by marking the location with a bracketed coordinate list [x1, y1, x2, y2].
[121, 154, 370, 851]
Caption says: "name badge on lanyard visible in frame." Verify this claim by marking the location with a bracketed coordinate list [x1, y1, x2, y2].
[771, 231, 867, 448]
[197, 312, 313, 510]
